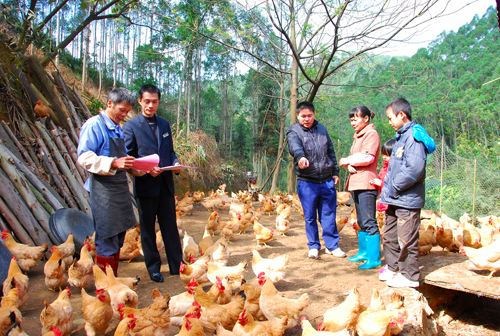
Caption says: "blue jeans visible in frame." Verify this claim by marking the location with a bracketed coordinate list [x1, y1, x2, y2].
[352, 190, 379, 235]
[297, 179, 340, 250]
[95, 231, 126, 256]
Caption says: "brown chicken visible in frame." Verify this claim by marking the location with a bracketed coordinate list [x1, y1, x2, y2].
[44, 246, 67, 291]
[261, 198, 276, 215]
[1, 230, 48, 272]
[55, 234, 75, 268]
[176, 304, 204, 336]
[301, 318, 350, 336]
[206, 276, 232, 305]
[119, 226, 142, 262]
[205, 238, 230, 266]
[233, 308, 288, 336]
[436, 216, 462, 252]
[180, 256, 209, 285]
[114, 313, 156, 335]
[275, 214, 290, 236]
[42, 326, 64, 336]
[336, 192, 351, 206]
[192, 191, 205, 202]
[84, 234, 96, 258]
[206, 211, 220, 235]
[103, 265, 139, 313]
[2, 257, 29, 307]
[253, 220, 274, 246]
[34, 99, 52, 118]
[194, 286, 244, 332]
[319, 288, 361, 332]
[93, 265, 140, 290]
[0, 308, 23, 336]
[259, 276, 309, 328]
[241, 274, 266, 321]
[460, 239, 500, 278]
[68, 242, 94, 288]
[462, 222, 481, 248]
[119, 289, 171, 335]
[81, 288, 113, 336]
[356, 302, 406, 336]
[336, 215, 349, 234]
[40, 287, 73, 335]
[199, 229, 215, 256]
[418, 223, 436, 256]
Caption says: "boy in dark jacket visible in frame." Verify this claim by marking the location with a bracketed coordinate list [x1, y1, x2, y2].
[379, 97, 435, 288]
[287, 101, 345, 259]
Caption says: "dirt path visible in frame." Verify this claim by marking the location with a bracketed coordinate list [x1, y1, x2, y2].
[17, 202, 500, 335]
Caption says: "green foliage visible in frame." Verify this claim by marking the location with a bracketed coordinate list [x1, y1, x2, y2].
[87, 96, 105, 115]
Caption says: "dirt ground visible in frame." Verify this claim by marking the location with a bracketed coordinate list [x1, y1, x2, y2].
[18, 202, 500, 335]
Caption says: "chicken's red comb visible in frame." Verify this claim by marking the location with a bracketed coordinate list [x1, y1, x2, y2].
[50, 326, 63, 336]
[257, 272, 266, 278]
[1, 230, 10, 239]
[65, 286, 71, 297]
[192, 300, 201, 308]
[96, 288, 105, 295]
[187, 278, 199, 287]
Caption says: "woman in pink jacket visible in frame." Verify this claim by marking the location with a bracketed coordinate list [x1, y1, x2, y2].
[339, 106, 381, 269]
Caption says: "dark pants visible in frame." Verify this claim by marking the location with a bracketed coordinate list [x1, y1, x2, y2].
[382, 205, 421, 281]
[137, 191, 183, 275]
[352, 190, 379, 235]
[297, 179, 340, 251]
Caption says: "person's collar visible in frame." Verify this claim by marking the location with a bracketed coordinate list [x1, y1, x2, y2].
[101, 111, 120, 130]
[354, 123, 374, 138]
[142, 113, 157, 122]
[397, 121, 414, 134]
[300, 120, 318, 131]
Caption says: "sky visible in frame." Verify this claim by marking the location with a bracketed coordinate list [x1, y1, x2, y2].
[378, 0, 494, 56]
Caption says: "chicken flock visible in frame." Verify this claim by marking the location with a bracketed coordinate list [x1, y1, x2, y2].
[0, 184, 499, 335]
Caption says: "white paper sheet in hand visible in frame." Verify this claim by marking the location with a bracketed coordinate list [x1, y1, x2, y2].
[132, 154, 159, 171]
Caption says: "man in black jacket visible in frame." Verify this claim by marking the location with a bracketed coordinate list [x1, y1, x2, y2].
[123, 84, 183, 282]
[287, 101, 345, 259]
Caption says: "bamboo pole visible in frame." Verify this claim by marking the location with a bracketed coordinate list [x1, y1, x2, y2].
[439, 137, 444, 214]
[472, 159, 477, 225]
[0, 169, 49, 245]
[35, 121, 90, 213]
[60, 126, 87, 180]
[49, 124, 85, 186]
[0, 141, 65, 210]
[0, 145, 55, 241]
[0, 121, 38, 170]
[29, 123, 78, 209]
[0, 197, 34, 245]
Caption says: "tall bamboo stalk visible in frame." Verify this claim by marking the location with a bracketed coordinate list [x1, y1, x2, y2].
[35, 121, 90, 213]
[0, 169, 49, 245]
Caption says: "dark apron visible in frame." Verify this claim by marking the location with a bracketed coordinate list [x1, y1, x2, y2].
[89, 116, 135, 240]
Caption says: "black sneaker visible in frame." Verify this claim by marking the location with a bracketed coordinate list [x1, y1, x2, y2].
[150, 272, 164, 283]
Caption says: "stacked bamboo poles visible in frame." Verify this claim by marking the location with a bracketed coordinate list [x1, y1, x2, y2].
[0, 57, 96, 245]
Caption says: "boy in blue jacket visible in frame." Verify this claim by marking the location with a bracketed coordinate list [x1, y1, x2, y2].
[379, 97, 435, 288]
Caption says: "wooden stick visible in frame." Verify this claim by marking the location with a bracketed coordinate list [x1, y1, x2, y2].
[0, 212, 9, 232]
[49, 124, 85, 187]
[35, 121, 90, 213]
[0, 144, 54, 241]
[60, 126, 87, 180]
[0, 120, 40, 172]
[0, 169, 49, 245]
[0, 197, 34, 245]
[29, 123, 78, 209]
[0, 141, 65, 210]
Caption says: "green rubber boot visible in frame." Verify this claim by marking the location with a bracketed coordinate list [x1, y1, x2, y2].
[358, 233, 382, 270]
[347, 231, 367, 262]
